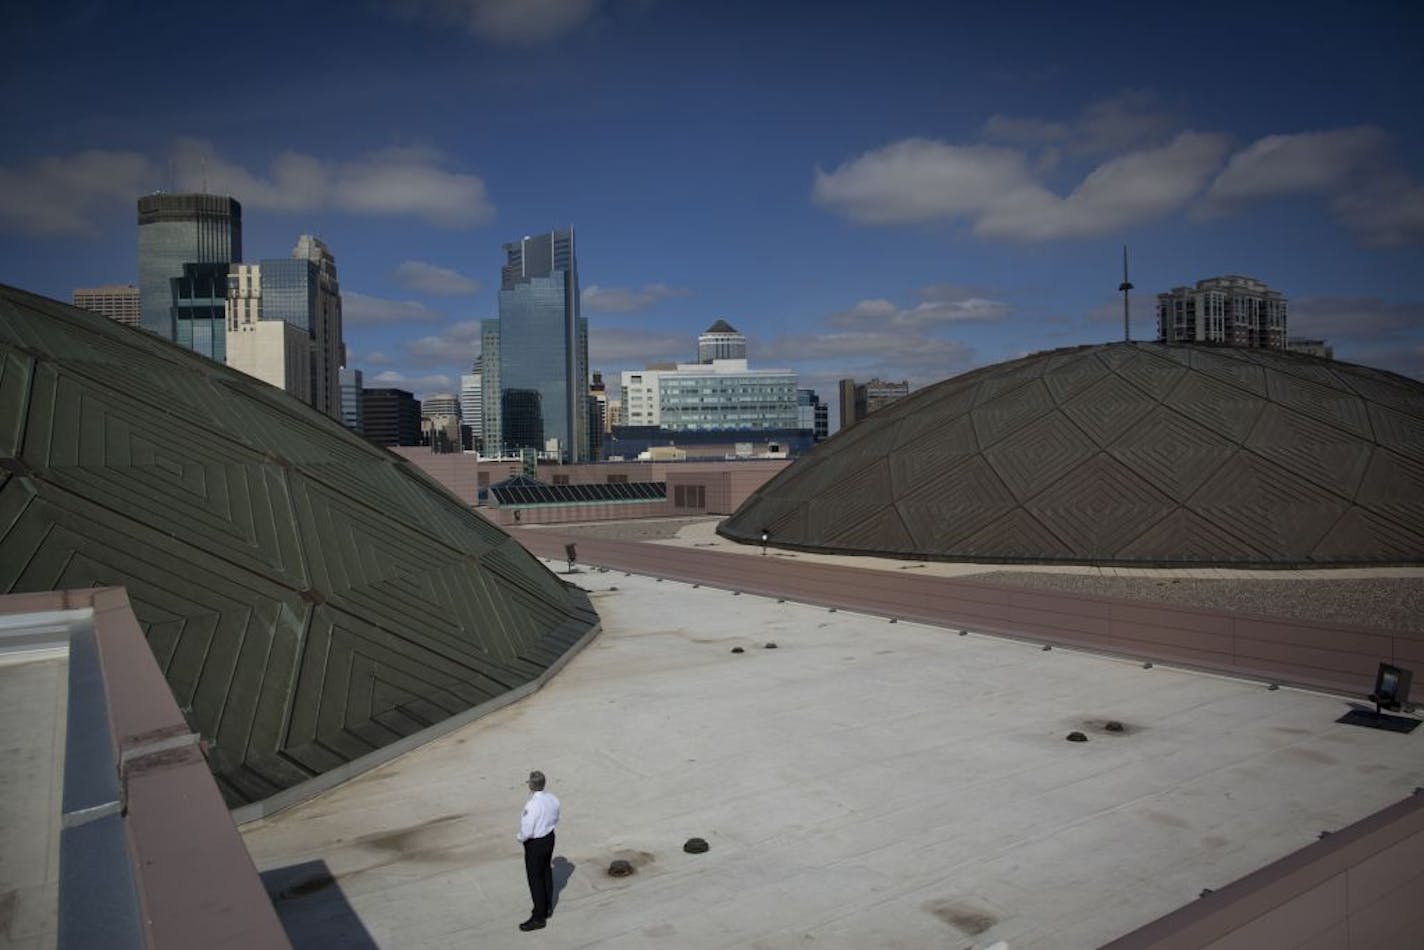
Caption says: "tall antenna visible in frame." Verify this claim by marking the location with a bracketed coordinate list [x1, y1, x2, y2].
[1118, 245, 1134, 343]
[201, 153, 208, 194]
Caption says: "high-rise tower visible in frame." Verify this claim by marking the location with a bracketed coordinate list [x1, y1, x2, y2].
[698, 320, 747, 363]
[490, 228, 588, 462]
[137, 193, 242, 339]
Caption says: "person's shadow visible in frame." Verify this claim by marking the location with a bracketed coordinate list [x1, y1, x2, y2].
[551, 856, 576, 914]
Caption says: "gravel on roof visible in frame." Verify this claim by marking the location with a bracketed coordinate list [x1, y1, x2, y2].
[531, 517, 1424, 635]
[966, 572, 1424, 635]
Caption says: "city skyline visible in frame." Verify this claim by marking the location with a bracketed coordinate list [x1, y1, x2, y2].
[2, 1, 1422, 428]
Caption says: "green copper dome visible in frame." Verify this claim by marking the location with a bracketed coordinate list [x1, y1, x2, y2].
[0, 285, 597, 807]
[721, 342, 1424, 566]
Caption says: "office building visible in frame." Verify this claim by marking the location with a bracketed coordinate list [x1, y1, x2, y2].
[137, 193, 242, 339]
[293, 235, 344, 418]
[1156, 275, 1287, 349]
[222, 236, 346, 419]
[838, 377, 910, 429]
[72, 284, 140, 328]
[339, 368, 364, 434]
[479, 321, 503, 455]
[361, 388, 422, 446]
[697, 319, 748, 363]
[459, 369, 483, 450]
[588, 371, 608, 462]
[171, 262, 232, 362]
[486, 228, 588, 461]
[797, 388, 829, 441]
[225, 263, 313, 403]
[621, 359, 798, 431]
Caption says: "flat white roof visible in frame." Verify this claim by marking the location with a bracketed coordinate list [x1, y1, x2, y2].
[242, 566, 1420, 949]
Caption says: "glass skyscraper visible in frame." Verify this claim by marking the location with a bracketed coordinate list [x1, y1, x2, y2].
[171, 263, 231, 362]
[137, 193, 242, 338]
[491, 228, 588, 461]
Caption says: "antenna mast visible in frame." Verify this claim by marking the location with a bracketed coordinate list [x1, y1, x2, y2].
[1118, 245, 1134, 343]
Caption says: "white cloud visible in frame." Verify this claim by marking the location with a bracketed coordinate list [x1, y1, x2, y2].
[394, 260, 482, 295]
[1200, 127, 1424, 246]
[173, 139, 495, 228]
[1201, 127, 1389, 211]
[973, 132, 1230, 240]
[392, 0, 600, 45]
[588, 327, 690, 366]
[1327, 172, 1424, 248]
[365, 351, 394, 366]
[0, 150, 156, 236]
[763, 331, 975, 388]
[581, 282, 690, 313]
[813, 131, 1227, 240]
[829, 284, 1010, 329]
[983, 90, 1174, 156]
[343, 291, 444, 325]
[0, 141, 497, 238]
[812, 139, 1036, 226]
[1289, 297, 1424, 343]
[369, 370, 455, 397]
[403, 320, 485, 365]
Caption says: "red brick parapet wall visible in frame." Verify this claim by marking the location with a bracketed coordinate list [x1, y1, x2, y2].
[1, 588, 289, 949]
[1102, 790, 1424, 949]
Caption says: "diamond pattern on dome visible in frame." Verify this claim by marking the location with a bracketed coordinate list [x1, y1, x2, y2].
[889, 414, 979, 495]
[892, 383, 976, 448]
[982, 413, 1097, 502]
[1246, 404, 1373, 499]
[1190, 347, 1268, 396]
[1312, 509, 1424, 563]
[804, 458, 893, 546]
[1112, 348, 1189, 400]
[1116, 508, 1269, 563]
[1264, 369, 1372, 439]
[1163, 370, 1267, 443]
[953, 508, 1075, 560]
[1042, 351, 1105, 404]
[1023, 454, 1174, 557]
[896, 455, 1018, 551]
[1354, 451, 1424, 527]
[1334, 364, 1424, 417]
[1061, 374, 1157, 447]
[721, 341, 1424, 565]
[971, 378, 1055, 448]
[1188, 453, 1350, 560]
[826, 504, 915, 552]
[1368, 404, 1424, 463]
[0, 284, 598, 808]
[1108, 405, 1237, 498]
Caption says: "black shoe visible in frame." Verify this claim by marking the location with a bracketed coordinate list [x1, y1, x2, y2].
[519, 918, 546, 931]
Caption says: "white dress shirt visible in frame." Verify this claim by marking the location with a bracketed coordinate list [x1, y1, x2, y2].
[518, 790, 561, 841]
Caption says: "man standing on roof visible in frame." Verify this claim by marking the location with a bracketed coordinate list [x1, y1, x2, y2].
[516, 769, 561, 932]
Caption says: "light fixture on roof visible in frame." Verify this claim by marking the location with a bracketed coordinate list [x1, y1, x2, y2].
[1336, 663, 1419, 733]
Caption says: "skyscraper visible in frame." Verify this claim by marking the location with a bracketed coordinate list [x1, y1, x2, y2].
[223, 235, 346, 419]
[490, 228, 588, 461]
[137, 193, 242, 338]
[72, 284, 140, 328]
[698, 319, 748, 363]
[293, 235, 344, 418]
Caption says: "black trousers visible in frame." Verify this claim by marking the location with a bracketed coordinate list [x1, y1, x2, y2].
[523, 831, 556, 920]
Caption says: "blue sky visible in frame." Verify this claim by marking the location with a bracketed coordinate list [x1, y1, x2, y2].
[3, 0, 1422, 429]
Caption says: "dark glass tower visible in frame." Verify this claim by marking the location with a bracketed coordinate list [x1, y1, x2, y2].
[494, 228, 588, 462]
[137, 193, 242, 339]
